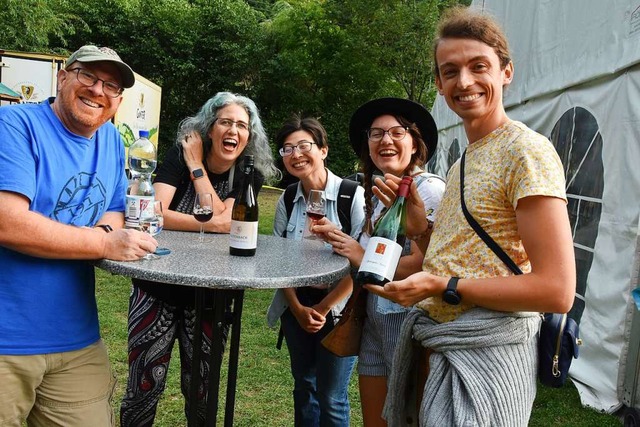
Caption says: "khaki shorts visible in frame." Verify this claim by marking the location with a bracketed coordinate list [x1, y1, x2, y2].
[0, 340, 116, 427]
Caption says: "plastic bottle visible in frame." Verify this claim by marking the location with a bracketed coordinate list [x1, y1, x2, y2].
[355, 175, 412, 286]
[229, 155, 259, 256]
[125, 130, 157, 230]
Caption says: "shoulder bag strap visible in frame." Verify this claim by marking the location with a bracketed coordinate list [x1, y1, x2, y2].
[459, 151, 523, 276]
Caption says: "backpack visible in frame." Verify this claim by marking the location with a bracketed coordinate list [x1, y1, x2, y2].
[281, 178, 359, 237]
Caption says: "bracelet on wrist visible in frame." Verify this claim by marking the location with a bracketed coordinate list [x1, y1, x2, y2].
[94, 224, 113, 233]
[407, 220, 433, 241]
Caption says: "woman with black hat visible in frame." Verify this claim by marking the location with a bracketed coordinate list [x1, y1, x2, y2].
[315, 98, 444, 426]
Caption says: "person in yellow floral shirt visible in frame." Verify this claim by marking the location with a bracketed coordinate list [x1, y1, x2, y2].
[367, 6, 576, 426]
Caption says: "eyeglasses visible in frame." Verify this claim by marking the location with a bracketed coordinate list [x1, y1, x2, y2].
[367, 126, 409, 143]
[66, 68, 124, 98]
[215, 118, 250, 132]
[279, 141, 317, 157]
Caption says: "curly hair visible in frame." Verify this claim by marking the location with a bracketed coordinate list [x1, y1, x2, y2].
[433, 6, 511, 76]
[176, 91, 279, 181]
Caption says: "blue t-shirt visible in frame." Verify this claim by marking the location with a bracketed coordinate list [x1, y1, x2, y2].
[0, 99, 128, 355]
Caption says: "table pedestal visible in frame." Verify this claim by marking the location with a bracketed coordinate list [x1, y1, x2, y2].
[188, 288, 244, 427]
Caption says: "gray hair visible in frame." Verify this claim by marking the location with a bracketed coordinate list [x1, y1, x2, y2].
[176, 91, 279, 181]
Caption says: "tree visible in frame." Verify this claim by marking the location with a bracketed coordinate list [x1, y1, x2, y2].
[0, 0, 82, 52]
[62, 0, 266, 162]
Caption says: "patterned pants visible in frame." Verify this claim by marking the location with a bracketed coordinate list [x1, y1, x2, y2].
[120, 285, 230, 427]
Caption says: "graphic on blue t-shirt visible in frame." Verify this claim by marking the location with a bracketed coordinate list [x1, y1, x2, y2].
[53, 172, 107, 225]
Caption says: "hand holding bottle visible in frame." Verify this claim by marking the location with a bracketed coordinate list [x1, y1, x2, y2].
[372, 174, 429, 238]
[356, 176, 412, 286]
[364, 271, 447, 307]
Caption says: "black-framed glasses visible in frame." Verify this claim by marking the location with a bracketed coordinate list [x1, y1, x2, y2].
[66, 68, 124, 98]
[367, 126, 409, 143]
[279, 141, 317, 157]
[215, 118, 250, 132]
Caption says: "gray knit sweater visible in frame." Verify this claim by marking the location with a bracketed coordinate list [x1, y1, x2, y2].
[383, 307, 540, 427]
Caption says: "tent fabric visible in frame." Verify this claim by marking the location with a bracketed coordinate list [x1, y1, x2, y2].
[430, 0, 640, 413]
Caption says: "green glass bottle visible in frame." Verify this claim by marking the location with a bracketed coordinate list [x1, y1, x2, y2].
[356, 175, 412, 286]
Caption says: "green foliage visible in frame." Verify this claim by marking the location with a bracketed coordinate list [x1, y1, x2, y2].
[4, 0, 472, 177]
[0, 0, 83, 52]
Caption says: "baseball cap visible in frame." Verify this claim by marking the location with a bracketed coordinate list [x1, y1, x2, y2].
[66, 45, 135, 89]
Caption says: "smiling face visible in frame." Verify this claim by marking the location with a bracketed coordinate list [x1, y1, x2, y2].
[368, 114, 416, 176]
[53, 61, 123, 138]
[282, 130, 327, 182]
[435, 37, 513, 141]
[207, 103, 251, 171]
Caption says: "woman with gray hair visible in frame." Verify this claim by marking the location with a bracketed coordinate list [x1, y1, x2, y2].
[120, 92, 278, 427]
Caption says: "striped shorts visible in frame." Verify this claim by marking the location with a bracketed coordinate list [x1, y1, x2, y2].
[357, 292, 410, 377]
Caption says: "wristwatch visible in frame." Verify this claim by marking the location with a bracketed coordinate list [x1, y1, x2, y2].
[190, 168, 205, 181]
[443, 277, 461, 305]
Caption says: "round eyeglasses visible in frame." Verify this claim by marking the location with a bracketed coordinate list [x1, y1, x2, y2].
[279, 141, 317, 157]
[66, 68, 124, 98]
[367, 126, 409, 143]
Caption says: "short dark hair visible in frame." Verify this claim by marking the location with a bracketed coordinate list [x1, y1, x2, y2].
[275, 116, 328, 148]
[433, 6, 511, 76]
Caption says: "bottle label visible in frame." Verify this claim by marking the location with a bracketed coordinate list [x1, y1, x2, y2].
[125, 195, 154, 228]
[139, 217, 162, 236]
[358, 236, 403, 282]
[229, 220, 258, 249]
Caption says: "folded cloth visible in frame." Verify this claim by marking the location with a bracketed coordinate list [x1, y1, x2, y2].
[383, 307, 540, 427]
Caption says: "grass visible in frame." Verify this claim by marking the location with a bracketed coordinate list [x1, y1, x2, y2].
[98, 187, 620, 426]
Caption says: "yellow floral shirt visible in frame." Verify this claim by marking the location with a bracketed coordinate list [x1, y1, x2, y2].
[417, 121, 567, 323]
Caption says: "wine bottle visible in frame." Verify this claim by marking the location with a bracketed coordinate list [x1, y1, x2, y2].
[355, 176, 413, 286]
[230, 155, 259, 256]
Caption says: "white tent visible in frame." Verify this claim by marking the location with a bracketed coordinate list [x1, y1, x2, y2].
[429, 0, 640, 414]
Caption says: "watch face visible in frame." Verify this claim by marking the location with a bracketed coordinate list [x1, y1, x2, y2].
[192, 169, 204, 178]
[443, 277, 461, 305]
[443, 290, 461, 305]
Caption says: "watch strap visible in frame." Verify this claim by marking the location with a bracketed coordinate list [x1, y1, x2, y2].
[443, 276, 461, 305]
[95, 224, 113, 233]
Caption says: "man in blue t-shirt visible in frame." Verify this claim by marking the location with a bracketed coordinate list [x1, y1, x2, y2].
[0, 45, 157, 426]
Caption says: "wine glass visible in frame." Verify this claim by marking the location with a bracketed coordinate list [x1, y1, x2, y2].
[305, 189, 326, 239]
[306, 189, 326, 221]
[140, 200, 164, 259]
[193, 192, 214, 242]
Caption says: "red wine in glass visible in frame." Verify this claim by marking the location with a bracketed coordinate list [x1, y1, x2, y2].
[193, 193, 214, 242]
[194, 208, 213, 223]
[306, 211, 325, 221]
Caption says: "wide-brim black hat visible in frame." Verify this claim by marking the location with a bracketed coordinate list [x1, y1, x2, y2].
[349, 97, 438, 161]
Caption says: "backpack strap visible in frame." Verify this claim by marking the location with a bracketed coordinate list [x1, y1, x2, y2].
[336, 178, 359, 236]
[281, 183, 299, 238]
[276, 182, 301, 349]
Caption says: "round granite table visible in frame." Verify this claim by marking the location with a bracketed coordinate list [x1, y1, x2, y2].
[96, 230, 350, 427]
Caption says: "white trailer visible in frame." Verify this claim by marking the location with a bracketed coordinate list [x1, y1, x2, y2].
[0, 48, 162, 150]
